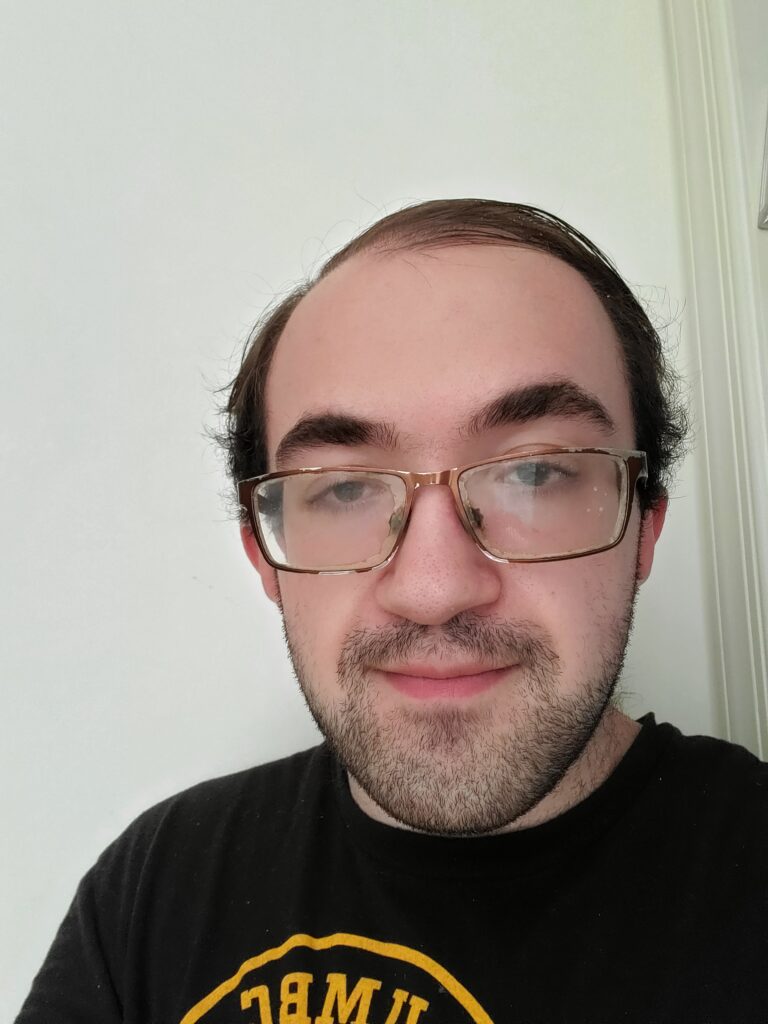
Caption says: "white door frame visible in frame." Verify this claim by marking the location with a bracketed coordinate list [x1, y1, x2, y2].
[664, 0, 767, 756]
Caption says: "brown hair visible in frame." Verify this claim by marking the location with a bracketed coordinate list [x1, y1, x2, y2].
[221, 199, 687, 512]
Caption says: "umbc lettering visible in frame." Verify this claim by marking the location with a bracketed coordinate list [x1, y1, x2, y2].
[240, 971, 430, 1023]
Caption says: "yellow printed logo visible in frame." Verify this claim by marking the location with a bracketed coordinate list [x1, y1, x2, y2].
[179, 932, 494, 1024]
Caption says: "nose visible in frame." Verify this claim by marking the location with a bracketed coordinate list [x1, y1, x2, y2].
[374, 485, 502, 625]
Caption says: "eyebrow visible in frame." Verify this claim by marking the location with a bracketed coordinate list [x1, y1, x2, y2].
[275, 414, 399, 467]
[273, 380, 615, 468]
[465, 379, 615, 436]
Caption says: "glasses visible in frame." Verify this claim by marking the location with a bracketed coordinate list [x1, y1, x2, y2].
[238, 447, 648, 575]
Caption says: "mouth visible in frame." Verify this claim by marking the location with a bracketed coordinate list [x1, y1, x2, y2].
[376, 664, 514, 701]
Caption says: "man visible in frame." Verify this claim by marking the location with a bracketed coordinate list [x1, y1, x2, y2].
[17, 200, 768, 1023]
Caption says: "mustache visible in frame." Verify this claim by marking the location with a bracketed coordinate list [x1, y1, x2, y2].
[338, 614, 560, 678]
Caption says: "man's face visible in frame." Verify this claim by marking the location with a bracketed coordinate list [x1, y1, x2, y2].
[245, 244, 663, 835]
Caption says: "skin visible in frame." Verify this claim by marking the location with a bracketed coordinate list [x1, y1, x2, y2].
[241, 244, 666, 835]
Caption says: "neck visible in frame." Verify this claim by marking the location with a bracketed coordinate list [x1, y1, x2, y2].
[500, 705, 641, 831]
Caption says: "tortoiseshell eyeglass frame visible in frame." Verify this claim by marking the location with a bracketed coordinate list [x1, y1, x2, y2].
[237, 446, 648, 575]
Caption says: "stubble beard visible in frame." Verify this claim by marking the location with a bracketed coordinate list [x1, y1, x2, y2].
[281, 585, 639, 837]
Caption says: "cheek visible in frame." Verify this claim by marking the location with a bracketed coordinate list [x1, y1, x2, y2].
[278, 574, 372, 680]
[505, 540, 639, 667]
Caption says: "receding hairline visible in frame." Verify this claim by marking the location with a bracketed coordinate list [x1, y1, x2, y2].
[222, 198, 687, 511]
[316, 232, 594, 284]
[263, 241, 629, 467]
[283, 237, 614, 346]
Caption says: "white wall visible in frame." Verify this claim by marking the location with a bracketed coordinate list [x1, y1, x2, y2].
[1, 1, 718, 1017]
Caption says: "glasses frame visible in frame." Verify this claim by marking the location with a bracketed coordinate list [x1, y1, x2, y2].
[237, 446, 648, 575]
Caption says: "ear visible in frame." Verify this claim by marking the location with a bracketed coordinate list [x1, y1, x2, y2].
[240, 523, 281, 605]
[636, 497, 668, 584]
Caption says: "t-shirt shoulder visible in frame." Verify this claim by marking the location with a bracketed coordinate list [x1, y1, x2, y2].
[14, 748, 336, 1023]
[91, 743, 332, 883]
[657, 719, 768, 785]
[652, 719, 768, 839]
[140, 741, 327, 823]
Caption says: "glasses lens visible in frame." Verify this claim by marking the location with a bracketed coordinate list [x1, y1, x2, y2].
[253, 470, 408, 571]
[459, 452, 627, 559]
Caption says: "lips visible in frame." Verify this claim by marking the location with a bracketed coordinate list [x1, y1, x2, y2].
[377, 664, 513, 700]
[383, 661, 508, 679]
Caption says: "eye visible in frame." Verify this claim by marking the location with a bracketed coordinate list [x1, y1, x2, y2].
[303, 474, 390, 511]
[324, 480, 369, 503]
[505, 461, 564, 487]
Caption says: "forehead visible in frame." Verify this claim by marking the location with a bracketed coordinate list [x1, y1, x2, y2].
[265, 244, 633, 458]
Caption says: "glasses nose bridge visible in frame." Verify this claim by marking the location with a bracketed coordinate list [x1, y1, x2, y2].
[407, 468, 470, 529]
[410, 468, 454, 489]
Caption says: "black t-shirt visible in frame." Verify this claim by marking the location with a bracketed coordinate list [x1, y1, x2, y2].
[15, 713, 768, 1024]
